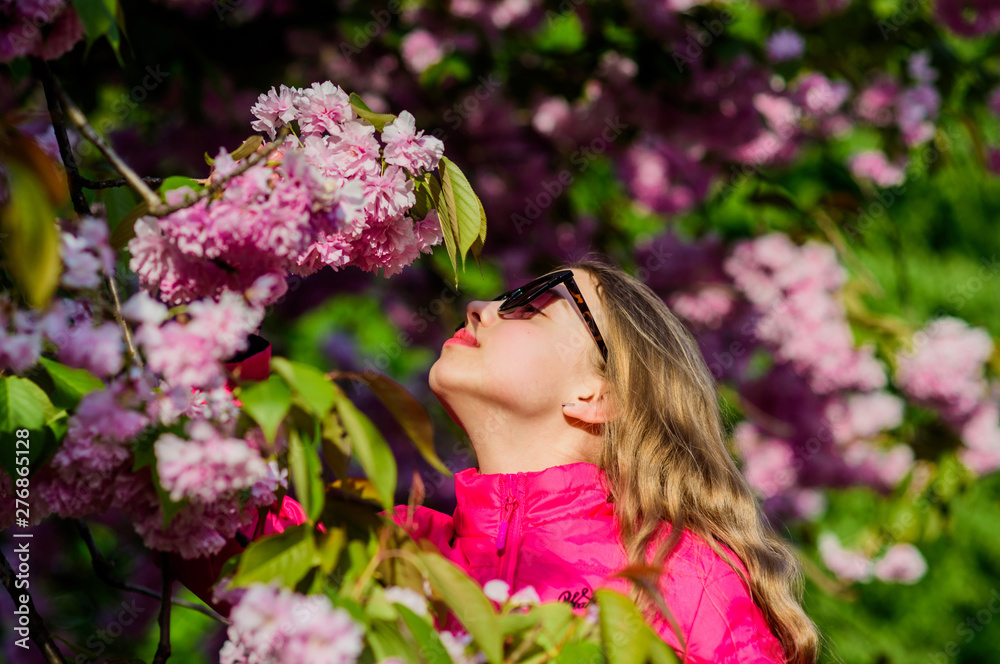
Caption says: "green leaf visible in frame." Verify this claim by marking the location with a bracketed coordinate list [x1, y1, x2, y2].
[109, 200, 150, 250]
[647, 633, 681, 664]
[530, 601, 576, 651]
[102, 185, 139, 233]
[39, 357, 105, 411]
[534, 10, 586, 52]
[419, 552, 502, 664]
[0, 160, 62, 310]
[271, 357, 336, 417]
[288, 428, 325, 523]
[334, 371, 449, 477]
[317, 526, 346, 575]
[594, 588, 652, 664]
[433, 168, 461, 288]
[349, 93, 397, 131]
[368, 620, 420, 664]
[0, 377, 60, 477]
[158, 176, 205, 204]
[71, 0, 117, 45]
[396, 603, 455, 664]
[412, 173, 436, 220]
[230, 524, 318, 589]
[332, 385, 397, 512]
[237, 374, 292, 446]
[554, 641, 605, 664]
[439, 156, 483, 273]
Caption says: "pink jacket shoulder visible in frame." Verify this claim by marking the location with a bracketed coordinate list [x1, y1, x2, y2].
[643, 523, 788, 664]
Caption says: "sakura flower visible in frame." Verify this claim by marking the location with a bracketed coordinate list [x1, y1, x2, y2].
[818, 532, 874, 583]
[382, 111, 445, 173]
[363, 165, 416, 221]
[251, 84, 299, 140]
[294, 81, 355, 136]
[154, 420, 270, 503]
[873, 544, 927, 584]
[848, 150, 906, 188]
[400, 29, 446, 74]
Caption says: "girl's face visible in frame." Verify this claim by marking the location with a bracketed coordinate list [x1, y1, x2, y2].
[428, 268, 606, 422]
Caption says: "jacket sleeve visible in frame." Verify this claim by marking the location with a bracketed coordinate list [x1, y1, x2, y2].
[647, 535, 788, 664]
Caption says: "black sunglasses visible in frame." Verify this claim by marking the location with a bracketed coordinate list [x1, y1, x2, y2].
[455, 270, 608, 361]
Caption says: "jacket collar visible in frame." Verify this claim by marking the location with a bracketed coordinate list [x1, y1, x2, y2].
[453, 462, 614, 522]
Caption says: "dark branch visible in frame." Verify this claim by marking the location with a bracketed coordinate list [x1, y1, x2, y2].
[30, 57, 89, 217]
[152, 560, 173, 664]
[81, 176, 164, 190]
[0, 547, 67, 663]
[72, 519, 227, 622]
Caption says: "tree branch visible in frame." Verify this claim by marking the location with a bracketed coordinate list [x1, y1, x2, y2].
[72, 520, 228, 623]
[81, 176, 164, 190]
[152, 560, 173, 664]
[0, 547, 67, 663]
[147, 127, 289, 218]
[30, 57, 88, 216]
[44, 74, 162, 210]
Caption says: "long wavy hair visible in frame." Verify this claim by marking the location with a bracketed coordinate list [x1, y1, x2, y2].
[555, 257, 819, 664]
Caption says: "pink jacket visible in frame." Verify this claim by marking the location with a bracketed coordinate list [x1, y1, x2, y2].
[388, 462, 789, 664]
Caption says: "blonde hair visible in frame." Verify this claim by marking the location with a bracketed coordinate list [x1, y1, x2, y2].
[556, 256, 819, 664]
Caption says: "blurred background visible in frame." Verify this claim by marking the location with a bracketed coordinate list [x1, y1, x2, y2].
[2, 0, 1000, 661]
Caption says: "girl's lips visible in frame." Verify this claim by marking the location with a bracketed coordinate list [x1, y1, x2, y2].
[444, 327, 478, 347]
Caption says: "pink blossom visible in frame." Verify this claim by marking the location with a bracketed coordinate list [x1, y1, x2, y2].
[155, 420, 271, 503]
[854, 77, 899, 127]
[766, 29, 804, 62]
[531, 97, 572, 136]
[848, 150, 906, 188]
[220, 584, 365, 664]
[363, 165, 416, 221]
[317, 120, 382, 179]
[413, 210, 444, 254]
[251, 84, 298, 140]
[294, 81, 355, 136]
[60, 216, 115, 289]
[122, 290, 170, 328]
[895, 317, 993, 423]
[873, 544, 927, 584]
[0, 1, 84, 63]
[57, 321, 124, 377]
[734, 423, 798, 499]
[619, 135, 714, 215]
[794, 73, 851, 117]
[382, 111, 445, 173]
[818, 532, 874, 583]
[400, 29, 446, 73]
[959, 397, 1000, 474]
[825, 391, 905, 444]
[668, 285, 735, 329]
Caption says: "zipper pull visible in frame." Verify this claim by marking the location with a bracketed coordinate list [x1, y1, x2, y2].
[496, 477, 517, 550]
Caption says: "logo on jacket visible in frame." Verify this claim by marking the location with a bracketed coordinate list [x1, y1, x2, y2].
[558, 586, 593, 609]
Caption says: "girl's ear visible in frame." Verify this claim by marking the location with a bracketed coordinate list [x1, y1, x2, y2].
[562, 385, 615, 424]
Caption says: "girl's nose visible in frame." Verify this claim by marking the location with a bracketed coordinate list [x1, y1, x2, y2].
[455, 299, 496, 332]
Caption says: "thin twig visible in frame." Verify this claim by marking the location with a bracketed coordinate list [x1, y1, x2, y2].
[0, 548, 67, 663]
[81, 176, 164, 190]
[47, 77, 161, 210]
[72, 520, 227, 622]
[152, 560, 173, 664]
[147, 127, 289, 218]
[106, 273, 143, 368]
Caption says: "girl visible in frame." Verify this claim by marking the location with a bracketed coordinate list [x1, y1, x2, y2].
[390, 258, 819, 663]
[172, 257, 819, 663]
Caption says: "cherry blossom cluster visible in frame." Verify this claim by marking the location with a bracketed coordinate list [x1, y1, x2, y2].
[129, 81, 444, 307]
[640, 231, 915, 521]
[818, 532, 927, 584]
[0, 218, 123, 377]
[896, 317, 1000, 474]
[220, 584, 365, 664]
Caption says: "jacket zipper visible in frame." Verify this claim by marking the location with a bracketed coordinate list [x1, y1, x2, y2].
[495, 473, 525, 584]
